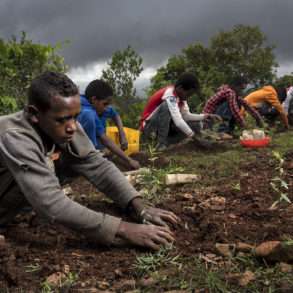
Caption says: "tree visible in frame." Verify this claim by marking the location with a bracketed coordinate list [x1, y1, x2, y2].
[148, 25, 277, 109]
[0, 96, 18, 115]
[102, 46, 144, 127]
[275, 74, 293, 89]
[210, 25, 277, 85]
[0, 32, 67, 111]
[102, 46, 143, 104]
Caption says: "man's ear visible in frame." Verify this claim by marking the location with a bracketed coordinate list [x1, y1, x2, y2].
[89, 96, 96, 104]
[25, 105, 40, 124]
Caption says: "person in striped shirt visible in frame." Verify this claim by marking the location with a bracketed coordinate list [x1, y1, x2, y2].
[203, 77, 263, 135]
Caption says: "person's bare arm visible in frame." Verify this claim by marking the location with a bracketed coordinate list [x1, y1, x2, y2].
[100, 133, 140, 170]
[112, 114, 128, 150]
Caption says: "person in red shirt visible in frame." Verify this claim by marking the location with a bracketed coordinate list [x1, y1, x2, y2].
[140, 73, 219, 150]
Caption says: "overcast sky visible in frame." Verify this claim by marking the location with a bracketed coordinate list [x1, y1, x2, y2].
[1, 0, 292, 94]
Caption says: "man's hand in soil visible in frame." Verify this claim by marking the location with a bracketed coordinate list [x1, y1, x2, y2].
[116, 222, 175, 250]
[139, 207, 179, 227]
[127, 158, 140, 170]
[129, 197, 180, 227]
[204, 114, 222, 122]
[276, 125, 289, 133]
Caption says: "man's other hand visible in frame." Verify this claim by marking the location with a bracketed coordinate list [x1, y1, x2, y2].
[205, 114, 222, 121]
[128, 158, 140, 170]
[140, 207, 179, 227]
[116, 222, 175, 250]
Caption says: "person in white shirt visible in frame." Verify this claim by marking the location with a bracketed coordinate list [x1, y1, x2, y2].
[282, 86, 293, 114]
[140, 73, 220, 150]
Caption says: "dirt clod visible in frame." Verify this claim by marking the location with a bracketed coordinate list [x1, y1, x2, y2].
[236, 242, 255, 252]
[46, 272, 66, 287]
[215, 243, 235, 257]
[238, 270, 256, 287]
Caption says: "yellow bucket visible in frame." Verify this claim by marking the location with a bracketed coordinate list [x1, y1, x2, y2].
[106, 126, 140, 155]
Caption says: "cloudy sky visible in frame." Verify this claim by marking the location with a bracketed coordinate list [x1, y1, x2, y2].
[1, 0, 292, 94]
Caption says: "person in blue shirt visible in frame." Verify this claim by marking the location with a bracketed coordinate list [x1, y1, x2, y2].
[78, 79, 140, 170]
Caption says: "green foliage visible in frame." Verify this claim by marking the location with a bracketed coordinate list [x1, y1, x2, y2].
[148, 25, 277, 111]
[138, 163, 185, 204]
[102, 46, 143, 99]
[101, 46, 144, 128]
[275, 74, 293, 89]
[210, 25, 277, 85]
[0, 96, 18, 115]
[114, 98, 145, 129]
[40, 271, 78, 293]
[134, 245, 180, 277]
[270, 151, 291, 208]
[0, 32, 67, 112]
[24, 263, 41, 273]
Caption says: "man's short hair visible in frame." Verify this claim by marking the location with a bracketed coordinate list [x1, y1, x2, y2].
[229, 76, 247, 88]
[28, 71, 79, 112]
[85, 80, 113, 100]
[175, 73, 199, 91]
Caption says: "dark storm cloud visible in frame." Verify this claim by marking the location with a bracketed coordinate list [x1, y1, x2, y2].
[0, 0, 293, 68]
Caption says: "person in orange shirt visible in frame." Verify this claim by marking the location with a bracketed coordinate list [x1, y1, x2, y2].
[243, 86, 288, 129]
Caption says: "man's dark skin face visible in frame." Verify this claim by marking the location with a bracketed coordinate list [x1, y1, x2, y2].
[175, 85, 196, 101]
[90, 96, 112, 115]
[28, 94, 81, 145]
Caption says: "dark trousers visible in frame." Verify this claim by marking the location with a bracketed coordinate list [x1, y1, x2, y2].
[258, 103, 279, 125]
[0, 158, 75, 227]
[214, 101, 236, 134]
[142, 101, 201, 146]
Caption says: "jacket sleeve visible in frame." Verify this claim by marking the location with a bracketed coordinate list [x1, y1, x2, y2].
[165, 96, 194, 136]
[240, 99, 263, 126]
[180, 101, 206, 121]
[227, 94, 245, 127]
[66, 123, 139, 208]
[0, 130, 122, 245]
[63, 148, 139, 209]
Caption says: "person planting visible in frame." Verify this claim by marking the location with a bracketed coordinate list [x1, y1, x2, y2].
[203, 76, 263, 136]
[140, 72, 220, 150]
[0, 71, 179, 250]
[243, 85, 289, 129]
[77, 79, 140, 170]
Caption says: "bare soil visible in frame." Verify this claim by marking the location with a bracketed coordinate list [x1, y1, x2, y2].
[1, 150, 293, 291]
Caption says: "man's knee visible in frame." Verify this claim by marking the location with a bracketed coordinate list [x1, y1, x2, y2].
[0, 186, 28, 226]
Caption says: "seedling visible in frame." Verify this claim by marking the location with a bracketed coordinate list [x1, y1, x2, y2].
[139, 164, 185, 203]
[40, 271, 78, 293]
[40, 281, 54, 293]
[134, 245, 181, 277]
[270, 151, 291, 208]
[25, 263, 41, 273]
[232, 182, 241, 191]
[147, 143, 160, 167]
